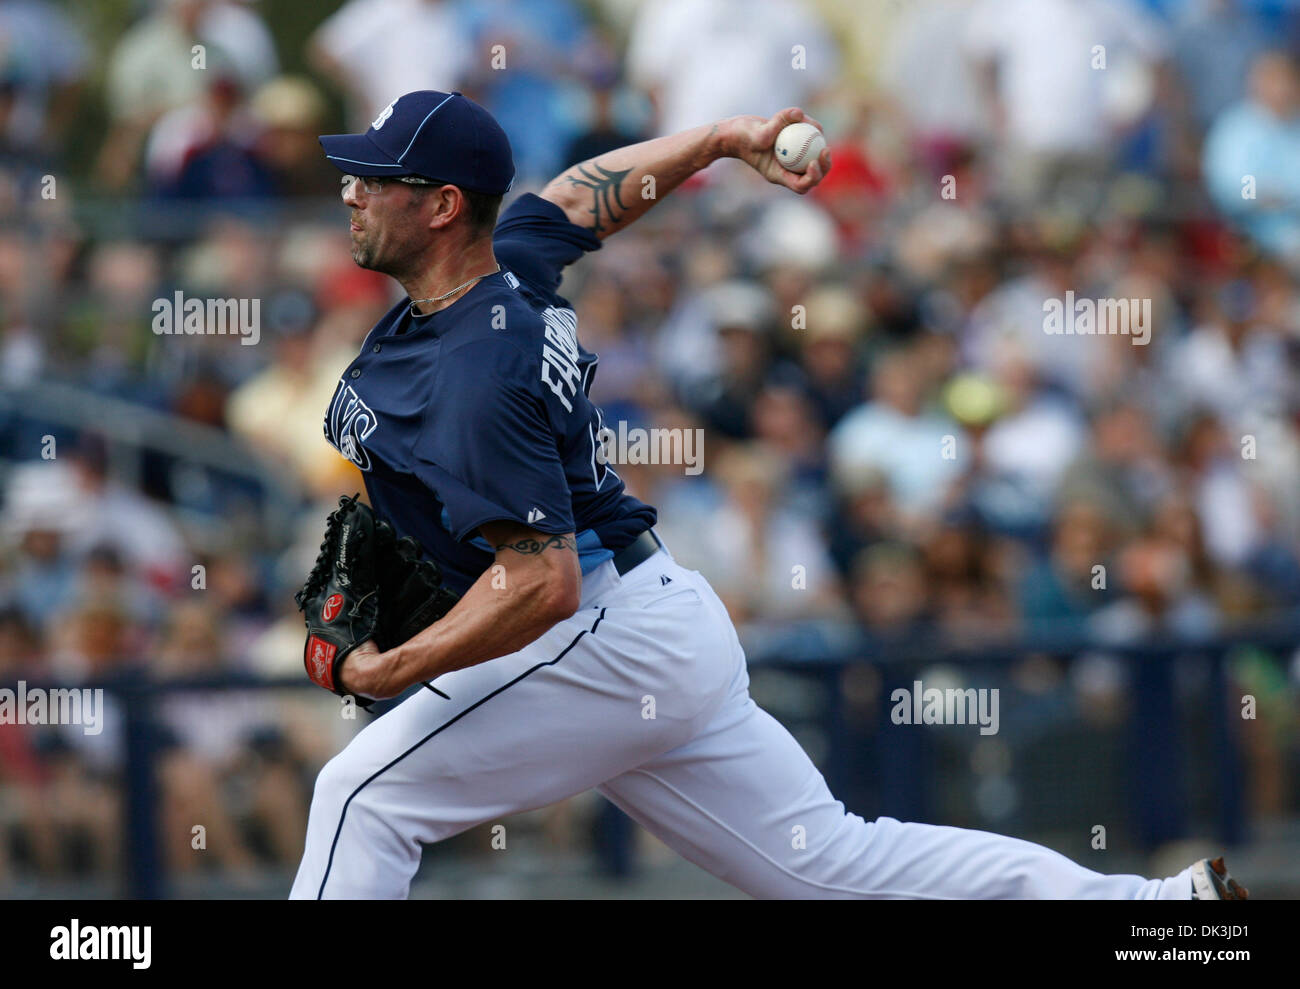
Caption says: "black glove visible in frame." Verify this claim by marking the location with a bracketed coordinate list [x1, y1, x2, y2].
[295, 494, 380, 698]
[295, 495, 459, 703]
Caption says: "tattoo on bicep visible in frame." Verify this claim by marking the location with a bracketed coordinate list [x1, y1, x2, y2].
[495, 533, 577, 556]
[564, 162, 632, 233]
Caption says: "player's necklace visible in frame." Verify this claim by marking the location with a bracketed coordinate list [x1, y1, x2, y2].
[408, 265, 501, 315]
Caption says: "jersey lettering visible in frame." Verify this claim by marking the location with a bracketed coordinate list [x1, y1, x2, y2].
[539, 306, 582, 413]
[542, 307, 580, 361]
[325, 381, 378, 471]
[541, 345, 581, 412]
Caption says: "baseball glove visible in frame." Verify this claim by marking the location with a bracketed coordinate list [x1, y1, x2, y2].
[371, 516, 461, 652]
[295, 494, 458, 703]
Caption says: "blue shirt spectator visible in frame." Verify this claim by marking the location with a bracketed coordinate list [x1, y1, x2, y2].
[456, 0, 592, 183]
[1203, 50, 1300, 261]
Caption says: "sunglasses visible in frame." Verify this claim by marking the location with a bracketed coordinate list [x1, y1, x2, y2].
[339, 174, 443, 196]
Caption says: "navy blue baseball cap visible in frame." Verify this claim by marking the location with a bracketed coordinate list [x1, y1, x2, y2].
[319, 90, 514, 196]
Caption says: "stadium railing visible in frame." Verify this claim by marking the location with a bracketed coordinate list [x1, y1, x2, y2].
[3, 616, 1294, 897]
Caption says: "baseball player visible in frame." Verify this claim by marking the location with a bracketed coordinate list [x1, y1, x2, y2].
[289, 90, 1246, 900]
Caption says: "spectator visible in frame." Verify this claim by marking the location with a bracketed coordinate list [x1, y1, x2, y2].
[1170, 278, 1294, 428]
[661, 443, 844, 622]
[309, 0, 472, 131]
[147, 74, 277, 201]
[1, 460, 83, 628]
[1204, 50, 1300, 264]
[458, 0, 597, 182]
[880, 0, 988, 150]
[825, 461, 895, 577]
[62, 437, 188, 593]
[681, 279, 779, 439]
[791, 285, 868, 430]
[1019, 500, 1115, 634]
[1057, 400, 1173, 536]
[923, 523, 1019, 644]
[964, 0, 1169, 207]
[1089, 531, 1220, 641]
[828, 346, 963, 528]
[98, 0, 277, 190]
[849, 541, 930, 640]
[0, 0, 90, 156]
[563, 75, 649, 171]
[225, 290, 362, 499]
[957, 360, 1087, 534]
[249, 76, 335, 197]
[627, 0, 838, 137]
[1176, 411, 1268, 571]
[1171, 0, 1272, 128]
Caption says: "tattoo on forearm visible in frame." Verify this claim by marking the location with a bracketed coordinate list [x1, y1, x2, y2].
[564, 162, 632, 233]
[496, 534, 577, 556]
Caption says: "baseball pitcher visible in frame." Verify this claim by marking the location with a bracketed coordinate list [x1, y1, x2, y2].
[289, 90, 1245, 901]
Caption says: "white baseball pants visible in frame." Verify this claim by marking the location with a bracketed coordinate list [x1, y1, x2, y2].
[290, 547, 1194, 899]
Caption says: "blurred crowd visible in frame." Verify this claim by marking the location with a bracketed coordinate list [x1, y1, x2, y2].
[2, 0, 1300, 889]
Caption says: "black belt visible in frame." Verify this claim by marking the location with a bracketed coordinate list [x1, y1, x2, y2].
[612, 529, 663, 577]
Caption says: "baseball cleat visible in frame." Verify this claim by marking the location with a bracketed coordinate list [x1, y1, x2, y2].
[1190, 857, 1249, 900]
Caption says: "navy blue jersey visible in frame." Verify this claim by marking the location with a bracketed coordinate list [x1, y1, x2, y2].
[322, 193, 656, 594]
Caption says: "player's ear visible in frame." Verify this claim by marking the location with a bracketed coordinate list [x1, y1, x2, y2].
[424, 184, 468, 232]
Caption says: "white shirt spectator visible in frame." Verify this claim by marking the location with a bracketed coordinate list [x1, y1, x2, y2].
[5, 459, 189, 586]
[1196, 460, 1259, 568]
[312, 0, 472, 128]
[964, 0, 1168, 153]
[159, 693, 278, 765]
[199, 1, 278, 90]
[964, 274, 1078, 396]
[659, 499, 840, 621]
[1172, 321, 1292, 428]
[105, 1, 278, 123]
[627, 0, 837, 136]
[66, 479, 187, 584]
[983, 396, 1086, 505]
[879, 0, 988, 143]
[828, 403, 962, 520]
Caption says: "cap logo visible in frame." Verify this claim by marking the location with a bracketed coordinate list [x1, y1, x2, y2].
[371, 101, 396, 130]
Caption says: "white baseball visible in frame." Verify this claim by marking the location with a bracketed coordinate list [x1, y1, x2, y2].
[774, 121, 826, 174]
